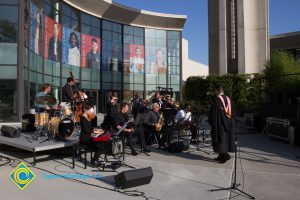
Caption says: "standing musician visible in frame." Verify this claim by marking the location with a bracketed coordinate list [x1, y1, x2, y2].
[34, 83, 52, 112]
[160, 95, 177, 148]
[79, 103, 105, 165]
[62, 77, 75, 103]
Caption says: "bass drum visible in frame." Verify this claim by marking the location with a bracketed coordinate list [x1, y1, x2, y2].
[49, 117, 75, 139]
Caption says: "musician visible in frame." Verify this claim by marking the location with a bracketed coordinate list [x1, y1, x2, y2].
[160, 95, 177, 148]
[174, 104, 198, 141]
[62, 77, 75, 103]
[131, 93, 142, 120]
[152, 93, 163, 108]
[34, 84, 52, 113]
[80, 103, 105, 165]
[104, 95, 119, 129]
[114, 102, 138, 156]
[144, 103, 161, 146]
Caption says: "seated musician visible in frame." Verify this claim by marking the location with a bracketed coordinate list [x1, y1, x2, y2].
[79, 103, 105, 165]
[174, 104, 197, 141]
[160, 95, 178, 148]
[144, 103, 161, 146]
[34, 84, 52, 113]
[114, 102, 150, 156]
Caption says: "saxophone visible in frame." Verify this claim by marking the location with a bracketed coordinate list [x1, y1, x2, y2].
[155, 111, 164, 132]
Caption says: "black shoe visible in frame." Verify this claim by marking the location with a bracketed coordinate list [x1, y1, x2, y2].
[225, 154, 231, 160]
[142, 147, 151, 153]
[131, 149, 138, 156]
[214, 154, 222, 161]
[219, 157, 227, 163]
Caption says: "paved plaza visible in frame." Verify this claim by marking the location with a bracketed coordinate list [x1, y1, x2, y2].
[1, 130, 300, 200]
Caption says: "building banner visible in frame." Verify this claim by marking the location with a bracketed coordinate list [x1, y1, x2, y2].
[29, 1, 43, 55]
[81, 34, 101, 69]
[146, 47, 167, 74]
[44, 16, 61, 62]
[62, 27, 80, 66]
[129, 44, 144, 73]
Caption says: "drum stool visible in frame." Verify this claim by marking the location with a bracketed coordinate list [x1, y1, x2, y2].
[72, 143, 93, 169]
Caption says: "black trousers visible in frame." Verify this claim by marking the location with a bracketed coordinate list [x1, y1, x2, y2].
[159, 125, 173, 147]
[121, 128, 147, 150]
[81, 140, 105, 161]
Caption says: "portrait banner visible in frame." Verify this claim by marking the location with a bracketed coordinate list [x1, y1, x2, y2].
[62, 27, 80, 66]
[129, 44, 144, 73]
[44, 16, 61, 61]
[81, 34, 101, 69]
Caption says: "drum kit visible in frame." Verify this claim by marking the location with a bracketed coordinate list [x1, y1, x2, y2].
[33, 96, 75, 141]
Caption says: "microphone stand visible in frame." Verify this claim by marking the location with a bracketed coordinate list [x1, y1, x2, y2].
[210, 136, 255, 199]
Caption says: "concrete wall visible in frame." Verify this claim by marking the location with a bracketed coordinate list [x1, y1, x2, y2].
[209, 0, 269, 75]
[238, 0, 269, 74]
[208, 0, 227, 75]
[182, 38, 208, 81]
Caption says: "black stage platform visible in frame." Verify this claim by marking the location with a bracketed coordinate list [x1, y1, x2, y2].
[0, 132, 78, 165]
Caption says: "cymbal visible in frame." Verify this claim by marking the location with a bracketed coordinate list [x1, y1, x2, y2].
[37, 96, 57, 105]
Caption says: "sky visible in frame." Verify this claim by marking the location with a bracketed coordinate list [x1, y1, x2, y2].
[113, 0, 300, 65]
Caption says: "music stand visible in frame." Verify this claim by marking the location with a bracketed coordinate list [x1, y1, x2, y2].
[113, 122, 135, 169]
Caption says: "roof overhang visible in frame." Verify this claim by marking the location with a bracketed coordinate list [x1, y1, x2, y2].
[64, 0, 187, 30]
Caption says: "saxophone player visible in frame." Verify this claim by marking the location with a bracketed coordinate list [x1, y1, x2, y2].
[144, 103, 162, 144]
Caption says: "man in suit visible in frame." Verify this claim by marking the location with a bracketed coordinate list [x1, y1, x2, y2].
[48, 23, 61, 62]
[87, 38, 100, 69]
[62, 77, 75, 103]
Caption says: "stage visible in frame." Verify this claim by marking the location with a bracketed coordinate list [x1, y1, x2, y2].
[0, 131, 78, 165]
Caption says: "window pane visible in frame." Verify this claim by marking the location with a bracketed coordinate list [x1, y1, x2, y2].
[156, 30, 166, 39]
[0, 5, 18, 24]
[91, 16, 100, 28]
[62, 3, 72, 16]
[81, 13, 90, 25]
[0, 0, 18, 4]
[0, 43, 17, 64]
[102, 30, 111, 40]
[81, 23, 90, 34]
[103, 20, 112, 30]
[112, 23, 121, 33]
[134, 27, 144, 37]
[0, 66, 17, 79]
[91, 27, 100, 37]
[124, 25, 133, 35]
[168, 31, 180, 39]
[124, 35, 133, 44]
[134, 36, 143, 45]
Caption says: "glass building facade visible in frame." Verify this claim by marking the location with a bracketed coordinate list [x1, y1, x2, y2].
[0, 0, 183, 122]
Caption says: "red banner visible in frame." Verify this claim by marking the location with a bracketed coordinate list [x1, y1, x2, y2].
[81, 34, 101, 69]
[44, 16, 62, 61]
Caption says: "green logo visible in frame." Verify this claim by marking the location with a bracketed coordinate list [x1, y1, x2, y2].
[8, 162, 36, 190]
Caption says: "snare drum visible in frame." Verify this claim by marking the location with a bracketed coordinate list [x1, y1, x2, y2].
[35, 112, 49, 126]
[48, 117, 75, 139]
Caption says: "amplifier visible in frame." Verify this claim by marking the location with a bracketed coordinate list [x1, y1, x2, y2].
[266, 117, 294, 143]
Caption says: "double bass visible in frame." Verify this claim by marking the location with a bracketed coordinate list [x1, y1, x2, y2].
[69, 71, 95, 122]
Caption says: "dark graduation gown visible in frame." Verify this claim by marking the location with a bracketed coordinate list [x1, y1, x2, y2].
[208, 95, 234, 153]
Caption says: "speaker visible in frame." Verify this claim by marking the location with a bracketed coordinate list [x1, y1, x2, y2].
[115, 167, 153, 189]
[167, 139, 190, 153]
[22, 114, 36, 132]
[1, 125, 21, 138]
